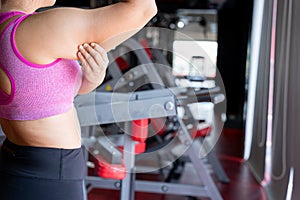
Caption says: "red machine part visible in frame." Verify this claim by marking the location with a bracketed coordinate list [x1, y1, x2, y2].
[94, 155, 126, 180]
[115, 56, 130, 71]
[131, 119, 149, 143]
[94, 119, 149, 179]
[192, 122, 212, 138]
[140, 39, 154, 60]
[117, 142, 146, 155]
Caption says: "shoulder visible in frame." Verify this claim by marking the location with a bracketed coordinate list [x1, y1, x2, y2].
[14, 7, 87, 61]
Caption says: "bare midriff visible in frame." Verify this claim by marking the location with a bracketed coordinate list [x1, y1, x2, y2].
[0, 107, 82, 149]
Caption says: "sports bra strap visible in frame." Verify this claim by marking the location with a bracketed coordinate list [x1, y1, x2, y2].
[0, 14, 23, 35]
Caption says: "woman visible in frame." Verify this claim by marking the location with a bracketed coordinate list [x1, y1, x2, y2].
[0, 0, 157, 199]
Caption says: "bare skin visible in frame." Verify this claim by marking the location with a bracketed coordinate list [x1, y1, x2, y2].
[0, 0, 157, 148]
[0, 43, 108, 149]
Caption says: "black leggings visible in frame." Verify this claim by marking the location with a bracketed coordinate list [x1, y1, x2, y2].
[0, 139, 86, 200]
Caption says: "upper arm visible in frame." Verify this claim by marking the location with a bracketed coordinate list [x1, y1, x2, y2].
[16, 3, 157, 61]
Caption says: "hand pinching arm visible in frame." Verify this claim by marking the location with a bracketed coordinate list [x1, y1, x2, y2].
[77, 43, 109, 94]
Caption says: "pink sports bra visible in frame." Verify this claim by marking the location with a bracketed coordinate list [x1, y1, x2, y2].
[0, 12, 82, 120]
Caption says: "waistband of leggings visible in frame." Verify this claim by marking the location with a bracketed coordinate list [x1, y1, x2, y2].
[0, 139, 85, 180]
[2, 138, 82, 151]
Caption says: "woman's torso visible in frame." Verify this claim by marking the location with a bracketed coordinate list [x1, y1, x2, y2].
[0, 12, 83, 149]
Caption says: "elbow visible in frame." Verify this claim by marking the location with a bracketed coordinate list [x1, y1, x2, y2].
[145, 2, 158, 20]
[136, 1, 157, 24]
[149, 2, 158, 17]
[125, 1, 158, 28]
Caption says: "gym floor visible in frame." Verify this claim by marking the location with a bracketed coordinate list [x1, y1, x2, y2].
[88, 128, 268, 200]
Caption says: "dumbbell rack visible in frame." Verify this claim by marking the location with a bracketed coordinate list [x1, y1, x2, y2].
[75, 88, 223, 200]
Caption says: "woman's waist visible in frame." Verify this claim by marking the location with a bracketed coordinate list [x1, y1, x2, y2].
[0, 108, 82, 149]
[4, 129, 82, 149]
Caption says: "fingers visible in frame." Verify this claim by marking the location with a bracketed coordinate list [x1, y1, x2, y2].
[78, 44, 97, 68]
[78, 43, 109, 72]
[77, 49, 89, 68]
[77, 43, 109, 85]
[91, 43, 109, 65]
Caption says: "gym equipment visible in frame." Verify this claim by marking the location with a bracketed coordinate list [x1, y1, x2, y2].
[135, 39, 229, 184]
[76, 87, 223, 200]
[76, 38, 227, 200]
[97, 38, 165, 92]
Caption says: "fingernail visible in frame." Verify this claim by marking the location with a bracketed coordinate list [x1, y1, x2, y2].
[91, 43, 96, 47]
[79, 45, 84, 50]
[83, 43, 88, 48]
